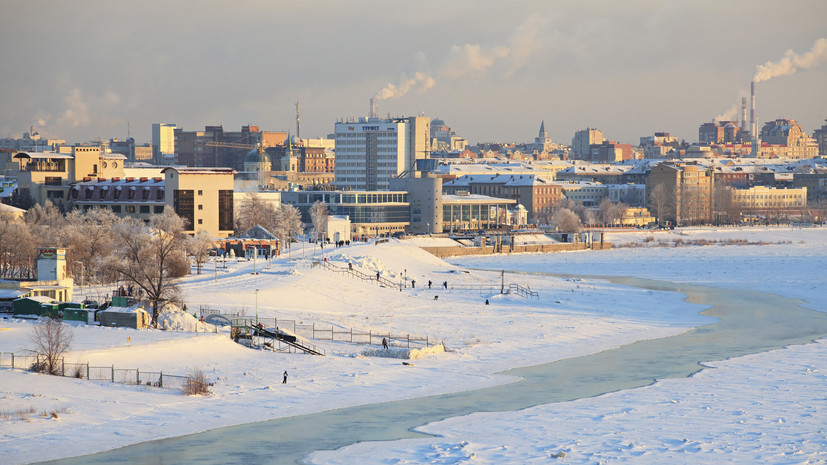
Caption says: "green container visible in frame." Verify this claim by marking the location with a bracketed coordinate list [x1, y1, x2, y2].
[63, 308, 90, 323]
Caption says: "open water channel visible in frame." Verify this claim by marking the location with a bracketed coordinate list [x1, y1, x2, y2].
[41, 274, 827, 465]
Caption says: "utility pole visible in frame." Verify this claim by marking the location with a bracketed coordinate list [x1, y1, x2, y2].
[501, 270, 505, 294]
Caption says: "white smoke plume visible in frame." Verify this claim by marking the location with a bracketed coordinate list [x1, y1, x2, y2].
[714, 103, 739, 123]
[753, 37, 827, 83]
[374, 71, 436, 101]
[440, 43, 510, 80]
[59, 88, 90, 127]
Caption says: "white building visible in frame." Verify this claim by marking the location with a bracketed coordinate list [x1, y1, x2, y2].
[334, 116, 430, 190]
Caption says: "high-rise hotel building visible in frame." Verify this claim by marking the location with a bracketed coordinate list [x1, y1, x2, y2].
[334, 116, 430, 190]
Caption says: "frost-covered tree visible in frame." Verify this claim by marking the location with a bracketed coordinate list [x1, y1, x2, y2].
[309, 200, 328, 242]
[552, 208, 582, 234]
[235, 192, 277, 234]
[187, 230, 215, 275]
[272, 204, 302, 249]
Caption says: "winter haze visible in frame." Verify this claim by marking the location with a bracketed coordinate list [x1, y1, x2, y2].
[1, 0, 826, 145]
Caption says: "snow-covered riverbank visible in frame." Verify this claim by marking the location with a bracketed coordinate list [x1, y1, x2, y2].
[1, 226, 825, 464]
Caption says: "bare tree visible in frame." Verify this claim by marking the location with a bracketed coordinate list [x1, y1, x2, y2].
[235, 192, 277, 234]
[309, 200, 329, 242]
[0, 218, 36, 279]
[29, 318, 73, 375]
[552, 208, 582, 233]
[107, 210, 188, 326]
[187, 230, 215, 275]
[62, 208, 118, 285]
[648, 183, 670, 225]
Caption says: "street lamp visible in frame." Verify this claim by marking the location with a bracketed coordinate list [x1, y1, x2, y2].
[255, 288, 259, 325]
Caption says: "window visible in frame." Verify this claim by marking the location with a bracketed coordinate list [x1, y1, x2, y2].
[111, 205, 121, 213]
[154, 206, 164, 213]
[173, 189, 195, 230]
[198, 190, 203, 196]
[198, 204, 203, 210]
[198, 219, 203, 224]
[126, 205, 136, 213]
[218, 190, 233, 231]
[140, 205, 150, 214]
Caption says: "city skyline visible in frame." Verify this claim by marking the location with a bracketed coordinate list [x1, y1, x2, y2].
[1, 1, 826, 146]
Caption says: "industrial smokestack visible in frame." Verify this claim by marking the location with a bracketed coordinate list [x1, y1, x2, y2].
[750, 81, 758, 155]
[740, 97, 748, 132]
[370, 97, 376, 119]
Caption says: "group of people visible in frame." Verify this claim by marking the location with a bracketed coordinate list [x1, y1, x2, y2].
[117, 284, 135, 297]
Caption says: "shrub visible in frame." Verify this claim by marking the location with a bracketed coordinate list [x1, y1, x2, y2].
[183, 369, 210, 396]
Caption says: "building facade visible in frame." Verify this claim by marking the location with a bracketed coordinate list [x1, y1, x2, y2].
[646, 162, 713, 225]
[334, 116, 430, 190]
[152, 123, 177, 164]
[571, 127, 604, 159]
[163, 167, 235, 237]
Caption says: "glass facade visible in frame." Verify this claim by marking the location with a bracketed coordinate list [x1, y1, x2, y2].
[173, 189, 195, 230]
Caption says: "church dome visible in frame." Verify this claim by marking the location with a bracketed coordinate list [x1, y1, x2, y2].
[244, 149, 263, 163]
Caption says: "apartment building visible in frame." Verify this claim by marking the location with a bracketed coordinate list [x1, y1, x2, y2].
[163, 167, 235, 237]
[646, 162, 713, 225]
[334, 116, 430, 190]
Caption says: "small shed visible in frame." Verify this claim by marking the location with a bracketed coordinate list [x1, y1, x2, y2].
[98, 306, 151, 329]
[13, 296, 60, 319]
[60, 303, 92, 324]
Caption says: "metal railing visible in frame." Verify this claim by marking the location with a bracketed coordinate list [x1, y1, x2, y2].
[0, 352, 190, 390]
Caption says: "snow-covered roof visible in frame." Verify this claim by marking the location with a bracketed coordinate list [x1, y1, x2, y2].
[13, 151, 73, 159]
[0, 289, 27, 299]
[443, 194, 517, 204]
[15, 295, 56, 303]
[100, 306, 149, 314]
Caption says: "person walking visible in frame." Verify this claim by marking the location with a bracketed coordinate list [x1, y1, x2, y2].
[348, 262, 353, 271]
[428, 280, 432, 289]
[283, 371, 288, 384]
[376, 271, 381, 281]
[411, 279, 416, 289]
[382, 337, 388, 349]
[443, 281, 448, 290]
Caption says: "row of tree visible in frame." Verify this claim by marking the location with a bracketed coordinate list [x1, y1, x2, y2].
[1, 204, 206, 326]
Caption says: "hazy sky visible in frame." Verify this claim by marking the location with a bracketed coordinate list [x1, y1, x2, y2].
[2, 1, 826, 146]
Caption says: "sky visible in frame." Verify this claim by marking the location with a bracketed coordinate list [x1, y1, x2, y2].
[1, 0, 826, 147]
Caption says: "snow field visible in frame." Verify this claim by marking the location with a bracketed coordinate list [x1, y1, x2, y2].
[1, 226, 824, 464]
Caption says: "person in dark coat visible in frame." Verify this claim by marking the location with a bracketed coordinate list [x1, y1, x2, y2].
[428, 280, 432, 289]
[376, 272, 381, 281]
[283, 371, 288, 384]
[382, 337, 388, 349]
[411, 279, 415, 289]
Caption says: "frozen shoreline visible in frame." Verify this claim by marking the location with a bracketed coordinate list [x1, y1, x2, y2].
[2, 226, 825, 464]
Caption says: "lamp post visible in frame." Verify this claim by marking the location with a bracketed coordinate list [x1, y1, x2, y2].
[255, 288, 259, 325]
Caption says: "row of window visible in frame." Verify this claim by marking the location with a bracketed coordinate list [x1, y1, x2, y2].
[77, 204, 164, 214]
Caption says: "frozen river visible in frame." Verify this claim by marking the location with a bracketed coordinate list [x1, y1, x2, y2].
[40, 273, 827, 465]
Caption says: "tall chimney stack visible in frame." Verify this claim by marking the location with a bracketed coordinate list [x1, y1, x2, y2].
[740, 97, 748, 131]
[370, 97, 376, 119]
[750, 81, 758, 155]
